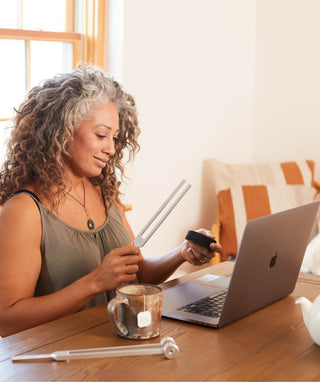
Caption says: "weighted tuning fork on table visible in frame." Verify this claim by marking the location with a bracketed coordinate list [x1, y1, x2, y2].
[134, 179, 191, 248]
[11, 337, 179, 361]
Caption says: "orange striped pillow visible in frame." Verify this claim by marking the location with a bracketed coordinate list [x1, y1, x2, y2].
[206, 159, 315, 192]
[207, 159, 317, 261]
[218, 184, 315, 259]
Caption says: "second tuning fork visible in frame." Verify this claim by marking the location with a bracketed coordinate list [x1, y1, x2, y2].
[133, 179, 191, 248]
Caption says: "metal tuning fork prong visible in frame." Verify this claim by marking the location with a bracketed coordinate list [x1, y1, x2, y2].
[133, 179, 191, 248]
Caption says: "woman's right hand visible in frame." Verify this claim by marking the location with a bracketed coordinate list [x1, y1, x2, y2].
[94, 243, 143, 292]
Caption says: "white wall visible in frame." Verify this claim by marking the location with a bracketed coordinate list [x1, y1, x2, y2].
[108, 0, 320, 269]
[253, 0, 320, 163]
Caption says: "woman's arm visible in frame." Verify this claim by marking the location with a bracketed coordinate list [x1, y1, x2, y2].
[137, 233, 221, 284]
[136, 245, 185, 284]
[115, 201, 221, 285]
[0, 194, 142, 336]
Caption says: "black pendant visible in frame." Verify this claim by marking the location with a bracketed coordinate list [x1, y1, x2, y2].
[87, 219, 95, 230]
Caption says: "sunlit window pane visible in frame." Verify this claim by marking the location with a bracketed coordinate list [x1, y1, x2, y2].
[23, 0, 66, 32]
[0, 120, 12, 164]
[0, 0, 19, 29]
[75, 0, 86, 33]
[0, 40, 26, 119]
[30, 41, 72, 87]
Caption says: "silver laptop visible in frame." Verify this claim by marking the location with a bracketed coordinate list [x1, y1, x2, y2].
[162, 201, 320, 328]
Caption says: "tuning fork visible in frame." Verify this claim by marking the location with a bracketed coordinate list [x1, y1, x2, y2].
[134, 179, 191, 247]
[11, 337, 179, 362]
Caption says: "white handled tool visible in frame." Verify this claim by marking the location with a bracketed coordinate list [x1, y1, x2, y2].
[134, 179, 191, 247]
[11, 337, 179, 362]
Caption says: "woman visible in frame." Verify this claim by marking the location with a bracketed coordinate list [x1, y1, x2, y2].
[0, 64, 220, 336]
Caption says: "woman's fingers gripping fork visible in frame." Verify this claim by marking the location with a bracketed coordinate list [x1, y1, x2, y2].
[99, 244, 143, 290]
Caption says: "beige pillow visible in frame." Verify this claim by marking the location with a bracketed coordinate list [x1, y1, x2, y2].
[205, 159, 317, 260]
[218, 184, 315, 258]
[206, 158, 315, 192]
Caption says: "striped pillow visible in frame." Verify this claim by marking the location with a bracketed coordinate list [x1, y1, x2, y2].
[206, 159, 316, 261]
[218, 184, 315, 259]
[206, 159, 315, 192]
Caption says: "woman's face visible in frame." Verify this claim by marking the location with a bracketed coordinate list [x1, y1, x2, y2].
[66, 102, 119, 178]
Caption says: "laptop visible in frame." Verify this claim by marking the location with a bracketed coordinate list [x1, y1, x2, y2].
[162, 201, 320, 328]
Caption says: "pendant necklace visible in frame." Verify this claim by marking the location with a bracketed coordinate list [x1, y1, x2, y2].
[65, 181, 95, 230]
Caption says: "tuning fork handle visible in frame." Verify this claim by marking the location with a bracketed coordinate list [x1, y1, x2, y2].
[12, 337, 179, 362]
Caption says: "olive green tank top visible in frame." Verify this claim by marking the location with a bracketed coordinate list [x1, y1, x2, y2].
[17, 191, 131, 310]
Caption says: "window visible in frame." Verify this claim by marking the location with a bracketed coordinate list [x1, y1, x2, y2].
[0, 0, 106, 161]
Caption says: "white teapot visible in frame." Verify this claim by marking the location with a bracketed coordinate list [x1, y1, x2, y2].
[296, 295, 320, 346]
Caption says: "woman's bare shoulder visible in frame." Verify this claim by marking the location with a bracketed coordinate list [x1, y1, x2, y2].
[0, 192, 42, 316]
[0, 191, 41, 230]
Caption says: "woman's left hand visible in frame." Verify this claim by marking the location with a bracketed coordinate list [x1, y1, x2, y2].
[180, 229, 222, 266]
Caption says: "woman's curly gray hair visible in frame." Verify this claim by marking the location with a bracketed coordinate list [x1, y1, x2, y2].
[0, 63, 140, 208]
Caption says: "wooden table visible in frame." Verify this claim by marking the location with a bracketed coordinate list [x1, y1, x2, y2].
[1, 262, 320, 381]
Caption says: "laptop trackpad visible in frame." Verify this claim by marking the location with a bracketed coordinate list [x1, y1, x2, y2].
[162, 275, 230, 310]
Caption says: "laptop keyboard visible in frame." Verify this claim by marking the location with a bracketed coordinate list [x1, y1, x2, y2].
[177, 290, 227, 318]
